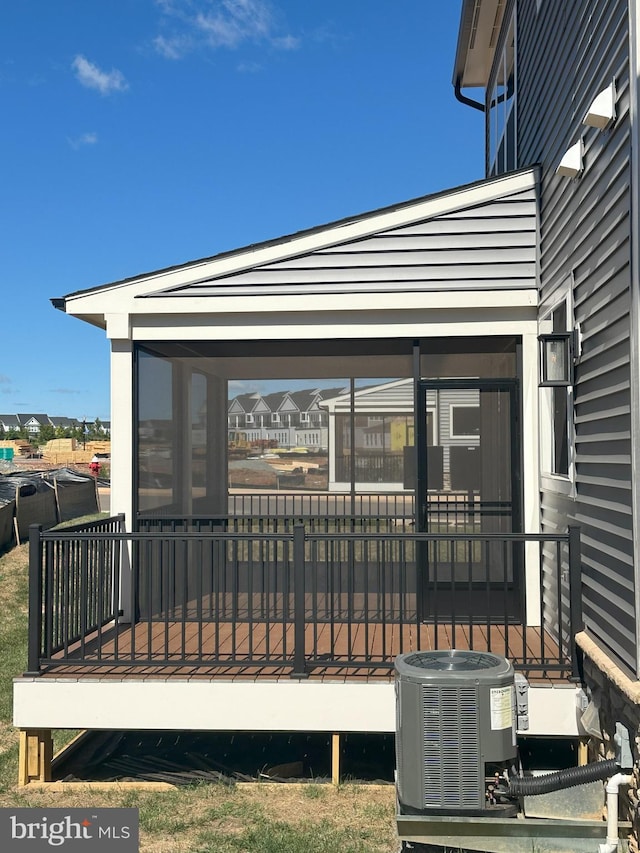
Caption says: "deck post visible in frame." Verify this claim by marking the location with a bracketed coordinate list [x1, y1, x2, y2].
[331, 733, 341, 786]
[291, 524, 308, 678]
[18, 729, 53, 786]
[25, 524, 43, 676]
[568, 525, 584, 682]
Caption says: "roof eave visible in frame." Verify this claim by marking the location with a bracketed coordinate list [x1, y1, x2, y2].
[453, 0, 506, 90]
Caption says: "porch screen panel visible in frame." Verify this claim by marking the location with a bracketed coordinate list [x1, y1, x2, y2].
[136, 339, 414, 520]
[334, 378, 414, 488]
[137, 349, 176, 514]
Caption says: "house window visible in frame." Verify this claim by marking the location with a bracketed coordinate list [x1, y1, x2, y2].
[271, 413, 280, 424]
[300, 412, 309, 423]
[540, 292, 574, 480]
[245, 413, 254, 424]
[488, 13, 516, 176]
[450, 405, 480, 439]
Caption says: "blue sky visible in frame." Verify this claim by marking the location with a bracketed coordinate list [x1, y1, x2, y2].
[0, 1, 484, 421]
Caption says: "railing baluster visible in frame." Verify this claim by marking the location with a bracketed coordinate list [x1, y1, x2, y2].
[26, 524, 43, 675]
[568, 526, 583, 681]
[291, 524, 307, 678]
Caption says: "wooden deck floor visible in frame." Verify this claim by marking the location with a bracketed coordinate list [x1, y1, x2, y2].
[39, 618, 570, 685]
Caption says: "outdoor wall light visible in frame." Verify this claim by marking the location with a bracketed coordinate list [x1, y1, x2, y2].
[556, 140, 583, 178]
[539, 330, 579, 386]
[583, 80, 616, 129]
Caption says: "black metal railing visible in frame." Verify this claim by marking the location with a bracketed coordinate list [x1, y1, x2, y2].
[27, 514, 125, 675]
[227, 491, 415, 521]
[27, 521, 582, 680]
[334, 454, 405, 483]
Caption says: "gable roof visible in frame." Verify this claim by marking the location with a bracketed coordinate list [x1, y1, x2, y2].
[49, 416, 79, 427]
[55, 167, 539, 328]
[0, 415, 20, 428]
[261, 392, 288, 412]
[320, 379, 413, 413]
[287, 390, 319, 411]
[17, 414, 49, 426]
[228, 394, 260, 414]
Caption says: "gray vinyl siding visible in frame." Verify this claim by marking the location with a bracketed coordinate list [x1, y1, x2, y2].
[516, 0, 635, 671]
[163, 187, 538, 298]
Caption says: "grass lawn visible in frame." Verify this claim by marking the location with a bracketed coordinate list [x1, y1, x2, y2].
[0, 537, 398, 852]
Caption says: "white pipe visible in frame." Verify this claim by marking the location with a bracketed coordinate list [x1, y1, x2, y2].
[598, 772, 633, 853]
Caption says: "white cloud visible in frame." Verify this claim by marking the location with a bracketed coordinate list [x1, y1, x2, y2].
[67, 132, 98, 150]
[271, 34, 299, 51]
[72, 55, 129, 95]
[237, 60, 262, 73]
[154, 0, 299, 58]
[195, 0, 272, 47]
[153, 34, 192, 60]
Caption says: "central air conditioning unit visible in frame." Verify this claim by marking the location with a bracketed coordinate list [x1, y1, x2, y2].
[395, 649, 517, 817]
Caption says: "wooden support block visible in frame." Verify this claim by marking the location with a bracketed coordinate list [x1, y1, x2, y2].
[27, 734, 40, 777]
[332, 732, 341, 786]
[18, 731, 28, 788]
[41, 730, 53, 782]
[18, 729, 53, 786]
[578, 738, 589, 766]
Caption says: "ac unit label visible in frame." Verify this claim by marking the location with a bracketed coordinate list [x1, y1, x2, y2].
[490, 685, 513, 730]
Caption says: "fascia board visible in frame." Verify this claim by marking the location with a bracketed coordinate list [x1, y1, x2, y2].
[62, 169, 538, 315]
[96, 289, 536, 337]
[124, 288, 539, 320]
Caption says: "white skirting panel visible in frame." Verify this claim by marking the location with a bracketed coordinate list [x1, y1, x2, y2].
[14, 680, 580, 737]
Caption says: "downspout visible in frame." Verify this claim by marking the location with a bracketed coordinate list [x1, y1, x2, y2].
[454, 77, 485, 112]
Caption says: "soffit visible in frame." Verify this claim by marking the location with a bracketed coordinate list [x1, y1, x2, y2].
[453, 0, 507, 89]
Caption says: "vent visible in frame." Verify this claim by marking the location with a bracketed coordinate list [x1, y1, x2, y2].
[422, 684, 480, 809]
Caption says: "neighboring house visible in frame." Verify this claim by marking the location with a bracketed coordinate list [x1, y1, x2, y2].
[0, 415, 20, 433]
[13, 4, 640, 841]
[319, 378, 480, 492]
[16, 414, 49, 435]
[227, 389, 332, 450]
[227, 393, 261, 430]
[0, 414, 102, 435]
[48, 416, 78, 431]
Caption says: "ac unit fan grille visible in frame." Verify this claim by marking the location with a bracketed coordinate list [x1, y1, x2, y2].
[422, 684, 480, 809]
[405, 650, 502, 671]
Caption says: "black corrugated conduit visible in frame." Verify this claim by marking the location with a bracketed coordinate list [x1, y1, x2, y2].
[508, 758, 619, 797]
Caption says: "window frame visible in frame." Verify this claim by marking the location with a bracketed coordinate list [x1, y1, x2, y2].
[487, 8, 517, 177]
[449, 404, 481, 440]
[539, 282, 576, 495]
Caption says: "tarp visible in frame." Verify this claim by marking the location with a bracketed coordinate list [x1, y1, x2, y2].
[0, 499, 15, 551]
[43, 468, 99, 522]
[0, 468, 99, 541]
[10, 475, 58, 541]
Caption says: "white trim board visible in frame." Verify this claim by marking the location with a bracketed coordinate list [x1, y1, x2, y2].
[14, 679, 580, 737]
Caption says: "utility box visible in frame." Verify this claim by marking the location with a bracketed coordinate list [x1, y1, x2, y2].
[395, 650, 517, 816]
